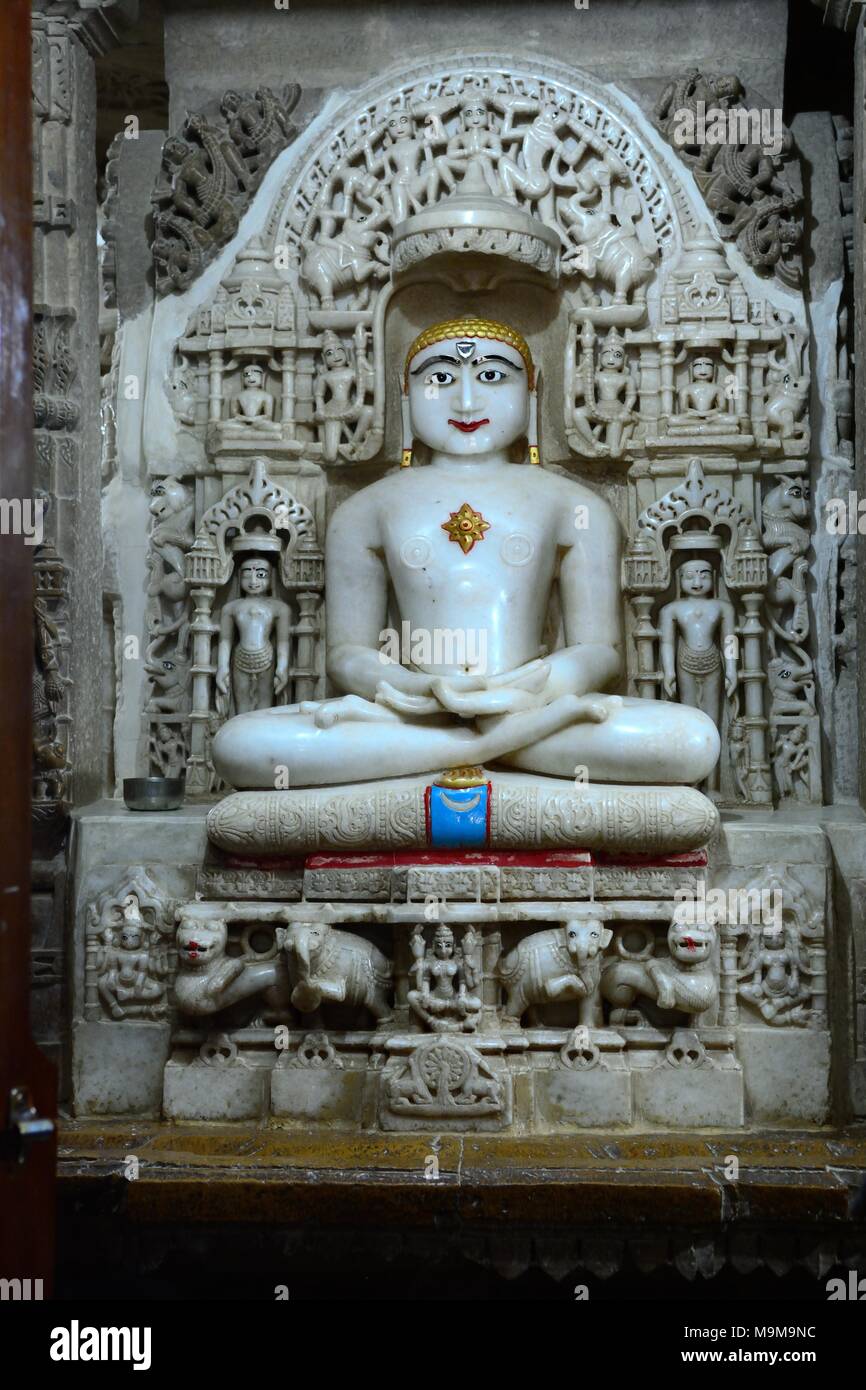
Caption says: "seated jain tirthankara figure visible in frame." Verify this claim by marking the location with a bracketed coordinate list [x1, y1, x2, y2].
[212, 319, 719, 791]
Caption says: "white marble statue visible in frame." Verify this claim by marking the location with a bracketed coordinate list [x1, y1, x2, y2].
[212, 317, 719, 790]
[216, 555, 291, 715]
[659, 558, 737, 717]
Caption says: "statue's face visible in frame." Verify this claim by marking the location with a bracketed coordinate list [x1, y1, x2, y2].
[408, 336, 530, 458]
[240, 561, 272, 595]
[434, 931, 454, 959]
[692, 356, 715, 381]
[120, 925, 142, 950]
[243, 366, 264, 388]
[600, 346, 624, 369]
[386, 112, 411, 140]
[461, 102, 486, 129]
[323, 343, 347, 368]
[679, 561, 713, 597]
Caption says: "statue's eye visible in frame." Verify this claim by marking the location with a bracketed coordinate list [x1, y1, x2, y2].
[427, 370, 454, 386]
[478, 368, 505, 383]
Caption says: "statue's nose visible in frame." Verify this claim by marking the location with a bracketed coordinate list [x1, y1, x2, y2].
[460, 366, 477, 413]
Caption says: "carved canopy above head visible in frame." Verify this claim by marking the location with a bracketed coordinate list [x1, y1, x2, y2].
[264, 50, 700, 287]
[185, 457, 322, 590]
[624, 459, 768, 594]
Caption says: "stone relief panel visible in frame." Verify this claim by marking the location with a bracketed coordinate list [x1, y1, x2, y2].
[84, 868, 176, 1023]
[151, 85, 302, 295]
[654, 70, 803, 288]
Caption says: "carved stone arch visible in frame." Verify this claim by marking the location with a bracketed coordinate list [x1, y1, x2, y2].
[263, 51, 702, 265]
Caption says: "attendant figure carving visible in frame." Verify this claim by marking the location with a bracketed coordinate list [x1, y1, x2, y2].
[216, 556, 291, 716]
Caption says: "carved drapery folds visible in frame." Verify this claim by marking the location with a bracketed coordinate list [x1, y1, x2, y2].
[151, 85, 301, 295]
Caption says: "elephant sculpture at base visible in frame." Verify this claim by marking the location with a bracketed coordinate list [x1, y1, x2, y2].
[279, 920, 393, 1022]
[498, 919, 612, 1025]
[601, 918, 717, 1025]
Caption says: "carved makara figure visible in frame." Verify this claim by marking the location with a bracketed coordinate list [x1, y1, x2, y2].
[227, 362, 280, 435]
[145, 643, 192, 713]
[313, 327, 374, 462]
[658, 558, 737, 788]
[602, 917, 718, 1025]
[216, 556, 291, 716]
[146, 476, 194, 659]
[499, 919, 612, 1024]
[280, 921, 393, 1021]
[213, 318, 719, 791]
[408, 923, 482, 1032]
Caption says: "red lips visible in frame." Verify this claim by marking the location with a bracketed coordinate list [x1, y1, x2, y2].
[448, 418, 490, 433]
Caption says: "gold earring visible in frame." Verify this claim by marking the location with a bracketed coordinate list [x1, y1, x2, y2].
[400, 384, 412, 467]
[528, 378, 541, 464]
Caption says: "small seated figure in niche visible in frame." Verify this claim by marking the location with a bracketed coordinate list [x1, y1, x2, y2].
[659, 558, 737, 789]
[738, 922, 812, 1026]
[216, 556, 291, 716]
[671, 354, 735, 431]
[227, 362, 281, 435]
[408, 922, 482, 1032]
[96, 894, 169, 1021]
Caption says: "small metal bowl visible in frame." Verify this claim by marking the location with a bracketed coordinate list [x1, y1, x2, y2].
[122, 777, 185, 812]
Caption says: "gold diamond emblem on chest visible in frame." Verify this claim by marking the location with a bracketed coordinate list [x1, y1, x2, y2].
[441, 502, 491, 555]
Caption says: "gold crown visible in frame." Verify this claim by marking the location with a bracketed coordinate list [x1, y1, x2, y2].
[404, 318, 535, 390]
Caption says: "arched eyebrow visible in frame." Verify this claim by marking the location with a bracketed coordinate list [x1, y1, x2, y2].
[475, 354, 523, 372]
[410, 351, 524, 376]
[410, 353, 460, 376]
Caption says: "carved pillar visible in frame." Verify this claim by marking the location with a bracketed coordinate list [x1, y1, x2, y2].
[739, 592, 772, 803]
[31, 0, 137, 1089]
[292, 592, 320, 702]
[187, 584, 218, 795]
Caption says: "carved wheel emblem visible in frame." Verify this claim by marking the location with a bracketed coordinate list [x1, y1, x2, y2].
[441, 502, 491, 554]
[419, 1042, 470, 1092]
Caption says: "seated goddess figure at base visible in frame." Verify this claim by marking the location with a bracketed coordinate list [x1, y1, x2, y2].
[213, 317, 719, 791]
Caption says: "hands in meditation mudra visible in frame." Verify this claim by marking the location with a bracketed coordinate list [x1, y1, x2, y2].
[212, 318, 719, 791]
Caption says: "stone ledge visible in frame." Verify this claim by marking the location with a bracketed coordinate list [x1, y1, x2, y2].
[57, 1122, 865, 1229]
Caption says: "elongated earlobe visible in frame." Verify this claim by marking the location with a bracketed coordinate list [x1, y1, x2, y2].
[528, 371, 541, 465]
[400, 380, 412, 467]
